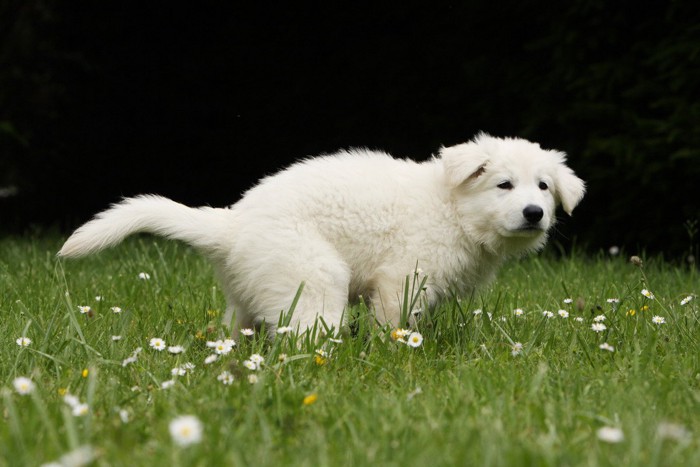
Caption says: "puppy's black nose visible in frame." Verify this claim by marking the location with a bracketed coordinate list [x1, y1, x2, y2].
[523, 205, 544, 223]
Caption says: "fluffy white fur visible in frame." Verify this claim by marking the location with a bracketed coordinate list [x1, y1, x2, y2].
[59, 133, 585, 335]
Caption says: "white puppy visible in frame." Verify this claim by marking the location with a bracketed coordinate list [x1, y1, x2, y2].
[59, 133, 585, 334]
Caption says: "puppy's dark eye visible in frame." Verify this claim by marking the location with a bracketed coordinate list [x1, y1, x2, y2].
[497, 181, 513, 190]
[539, 181, 549, 190]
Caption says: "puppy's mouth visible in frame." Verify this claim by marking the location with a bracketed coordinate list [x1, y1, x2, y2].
[508, 224, 545, 237]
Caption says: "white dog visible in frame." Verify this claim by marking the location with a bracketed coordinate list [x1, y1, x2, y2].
[59, 133, 585, 335]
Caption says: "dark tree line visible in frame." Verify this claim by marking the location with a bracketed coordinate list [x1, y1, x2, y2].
[1, 1, 698, 258]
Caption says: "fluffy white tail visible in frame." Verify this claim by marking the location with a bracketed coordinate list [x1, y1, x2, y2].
[59, 195, 231, 258]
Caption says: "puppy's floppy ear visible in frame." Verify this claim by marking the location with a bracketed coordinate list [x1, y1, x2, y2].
[440, 141, 490, 189]
[554, 161, 586, 215]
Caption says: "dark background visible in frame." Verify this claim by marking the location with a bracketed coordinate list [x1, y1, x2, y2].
[1, 1, 699, 259]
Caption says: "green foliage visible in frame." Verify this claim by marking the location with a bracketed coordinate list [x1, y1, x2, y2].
[1, 237, 698, 466]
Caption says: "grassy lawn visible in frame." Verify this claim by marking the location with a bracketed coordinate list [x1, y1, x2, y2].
[1, 235, 698, 466]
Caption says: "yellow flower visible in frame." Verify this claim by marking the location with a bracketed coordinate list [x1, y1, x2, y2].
[207, 310, 219, 317]
[303, 393, 318, 406]
[58, 388, 67, 396]
[82, 369, 89, 378]
[626, 309, 636, 316]
[195, 330, 205, 340]
[640, 305, 649, 312]
[314, 354, 328, 366]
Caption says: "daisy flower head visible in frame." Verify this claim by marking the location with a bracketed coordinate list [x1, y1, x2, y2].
[641, 289, 655, 299]
[16, 336, 32, 347]
[597, 426, 624, 443]
[249, 354, 264, 365]
[511, 342, 523, 356]
[13, 376, 35, 395]
[574, 316, 584, 322]
[95, 295, 104, 302]
[563, 298, 573, 304]
[591, 322, 607, 333]
[680, 296, 693, 306]
[168, 345, 185, 355]
[72, 403, 89, 417]
[77, 305, 93, 315]
[651, 315, 666, 325]
[138, 272, 150, 280]
[110, 306, 123, 313]
[606, 298, 620, 304]
[243, 360, 257, 371]
[169, 415, 203, 447]
[276, 326, 293, 335]
[240, 328, 254, 336]
[204, 354, 218, 365]
[608, 246, 620, 256]
[161, 379, 176, 389]
[111, 335, 122, 341]
[472, 308, 483, 316]
[406, 332, 424, 348]
[314, 349, 328, 366]
[391, 328, 411, 342]
[149, 338, 166, 351]
[513, 308, 524, 317]
[542, 310, 554, 319]
[171, 367, 186, 376]
[63, 394, 80, 408]
[213, 341, 233, 355]
[217, 371, 234, 385]
[223, 338, 236, 347]
[599, 342, 615, 352]
[558, 309, 569, 318]
[247, 374, 259, 384]
[593, 314, 606, 322]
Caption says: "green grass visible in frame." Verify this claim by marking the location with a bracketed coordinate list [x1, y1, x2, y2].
[1, 235, 698, 466]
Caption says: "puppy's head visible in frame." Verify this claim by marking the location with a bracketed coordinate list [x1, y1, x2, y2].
[441, 133, 585, 255]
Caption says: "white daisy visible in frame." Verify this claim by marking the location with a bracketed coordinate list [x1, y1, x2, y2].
[542, 310, 554, 319]
[204, 354, 218, 365]
[77, 305, 92, 314]
[72, 403, 89, 417]
[95, 295, 104, 302]
[597, 426, 624, 443]
[217, 371, 234, 385]
[240, 328, 254, 336]
[149, 338, 166, 351]
[119, 409, 130, 424]
[599, 342, 615, 352]
[606, 298, 620, 304]
[247, 374, 259, 384]
[557, 309, 569, 318]
[171, 367, 186, 376]
[563, 298, 573, 304]
[276, 326, 294, 335]
[138, 272, 151, 280]
[16, 337, 32, 347]
[591, 323, 607, 332]
[513, 308, 524, 316]
[406, 332, 424, 348]
[680, 296, 693, 306]
[641, 289, 655, 299]
[574, 317, 584, 322]
[168, 345, 185, 354]
[243, 360, 258, 371]
[593, 314, 606, 322]
[651, 315, 666, 325]
[161, 379, 176, 389]
[63, 394, 80, 408]
[213, 341, 233, 355]
[249, 354, 264, 365]
[473, 309, 483, 316]
[169, 415, 203, 447]
[110, 306, 123, 313]
[13, 377, 35, 395]
[111, 335, 122, 341]
[511, 342, 523, 356]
